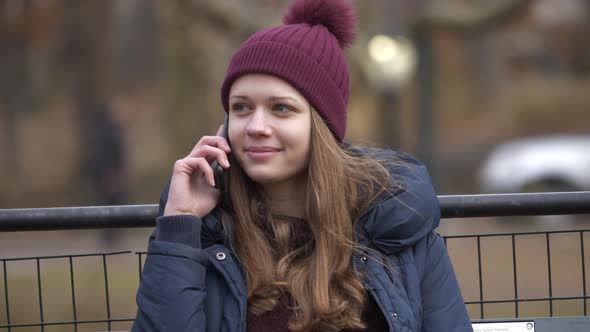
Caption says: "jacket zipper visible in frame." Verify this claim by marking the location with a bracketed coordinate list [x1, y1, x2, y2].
[226, 220, 244, 272]
[224, 218, 248, 332]
[352, 187, 404, 332]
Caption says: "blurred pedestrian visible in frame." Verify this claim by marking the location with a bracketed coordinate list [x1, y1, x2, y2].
[90, 101, 128, 245]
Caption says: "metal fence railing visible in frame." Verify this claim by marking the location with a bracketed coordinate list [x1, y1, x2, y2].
[1, 191, 590, 231]
[446, 229, 589, 317]
[1, 251, 136, 331]
[1, 191, 590, 331]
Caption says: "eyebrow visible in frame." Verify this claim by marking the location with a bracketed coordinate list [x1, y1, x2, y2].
[230, 95, 303, 106]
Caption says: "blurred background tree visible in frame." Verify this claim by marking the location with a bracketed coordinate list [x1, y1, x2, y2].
[1, 1, 590, 328]
[1, 0, 589, 208]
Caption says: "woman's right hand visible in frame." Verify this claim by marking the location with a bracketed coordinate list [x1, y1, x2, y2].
[163, 125, 231, 218]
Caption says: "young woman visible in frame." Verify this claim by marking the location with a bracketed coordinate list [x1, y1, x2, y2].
[132, 0, 472, 331]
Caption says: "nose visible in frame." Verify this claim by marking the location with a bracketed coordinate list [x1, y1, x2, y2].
[246, 109, 272, 137]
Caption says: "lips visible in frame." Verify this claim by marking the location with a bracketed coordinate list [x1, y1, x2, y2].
[245, 146, 282, 161]
[246, 146, 281, 152]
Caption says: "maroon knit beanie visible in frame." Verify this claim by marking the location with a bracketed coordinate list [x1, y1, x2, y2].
[220, 0, 357, 142]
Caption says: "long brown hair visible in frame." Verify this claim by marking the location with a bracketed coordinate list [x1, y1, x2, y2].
[221, 109, 392, 331]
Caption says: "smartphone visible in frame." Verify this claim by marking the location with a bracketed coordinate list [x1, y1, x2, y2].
[211, 115, 230, 203]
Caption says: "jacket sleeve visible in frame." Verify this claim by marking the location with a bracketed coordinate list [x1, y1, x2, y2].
[420, 232, 473, 332]
[131, 180, 209, 332]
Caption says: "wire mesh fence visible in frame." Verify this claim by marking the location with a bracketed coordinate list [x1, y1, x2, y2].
[446, 229, 589, 319]
[1, 192, 590, 331]
[1, 251, 138, 331]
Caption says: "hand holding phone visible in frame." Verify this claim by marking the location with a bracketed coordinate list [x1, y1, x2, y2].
[163, 117, 231, 217]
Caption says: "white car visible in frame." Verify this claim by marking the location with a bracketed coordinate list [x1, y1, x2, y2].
[479, 134, 590, 193]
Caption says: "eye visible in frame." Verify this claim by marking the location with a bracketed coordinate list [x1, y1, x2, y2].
[273, 103, 293, 113]
[231, 103, 249, 112]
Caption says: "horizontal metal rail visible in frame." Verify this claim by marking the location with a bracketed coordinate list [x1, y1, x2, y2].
[439, 191, 590, 217]
[0, 191, 589, 231]
[0, 204, 157, 231]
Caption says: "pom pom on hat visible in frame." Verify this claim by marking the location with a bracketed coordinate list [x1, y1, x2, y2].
[283, 0, 357, 48]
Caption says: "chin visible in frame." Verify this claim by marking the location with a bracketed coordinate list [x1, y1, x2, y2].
[237, 157, 308, 186]
[243, 169, 286, 185]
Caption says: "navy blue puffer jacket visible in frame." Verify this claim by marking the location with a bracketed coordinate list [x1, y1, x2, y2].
[132, 148, 473, 331]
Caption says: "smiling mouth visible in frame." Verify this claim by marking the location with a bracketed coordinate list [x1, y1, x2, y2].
[245, 147, 282, 160]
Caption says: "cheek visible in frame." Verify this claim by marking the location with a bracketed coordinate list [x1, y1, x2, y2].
[227, 125, 246, 163]
[227, 121, 248, 152]
[227, 122, 240, 144]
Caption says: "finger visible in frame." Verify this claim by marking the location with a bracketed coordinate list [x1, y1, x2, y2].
[194, 136, 231, 153]
[189, 145, 230, 167]
[184, 157, 216, 187]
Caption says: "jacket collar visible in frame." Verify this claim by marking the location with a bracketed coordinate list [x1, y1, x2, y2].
[348, 145, 440, 255]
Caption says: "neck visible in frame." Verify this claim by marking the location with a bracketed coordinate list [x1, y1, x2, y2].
[260, 174, 307, 219]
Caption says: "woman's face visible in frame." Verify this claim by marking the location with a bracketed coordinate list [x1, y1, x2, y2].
[228, 74, 311, 186]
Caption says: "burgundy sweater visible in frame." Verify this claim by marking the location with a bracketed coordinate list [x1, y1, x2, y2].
[246, 293, 388, 332]
[246, 215, 388, 331]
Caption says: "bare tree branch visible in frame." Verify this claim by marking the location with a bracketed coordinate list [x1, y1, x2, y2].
[181, 0, 282, 36]
[412, 0, 530, 33]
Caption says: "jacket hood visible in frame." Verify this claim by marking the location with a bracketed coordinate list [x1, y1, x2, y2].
[348, 146, 440, 255]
